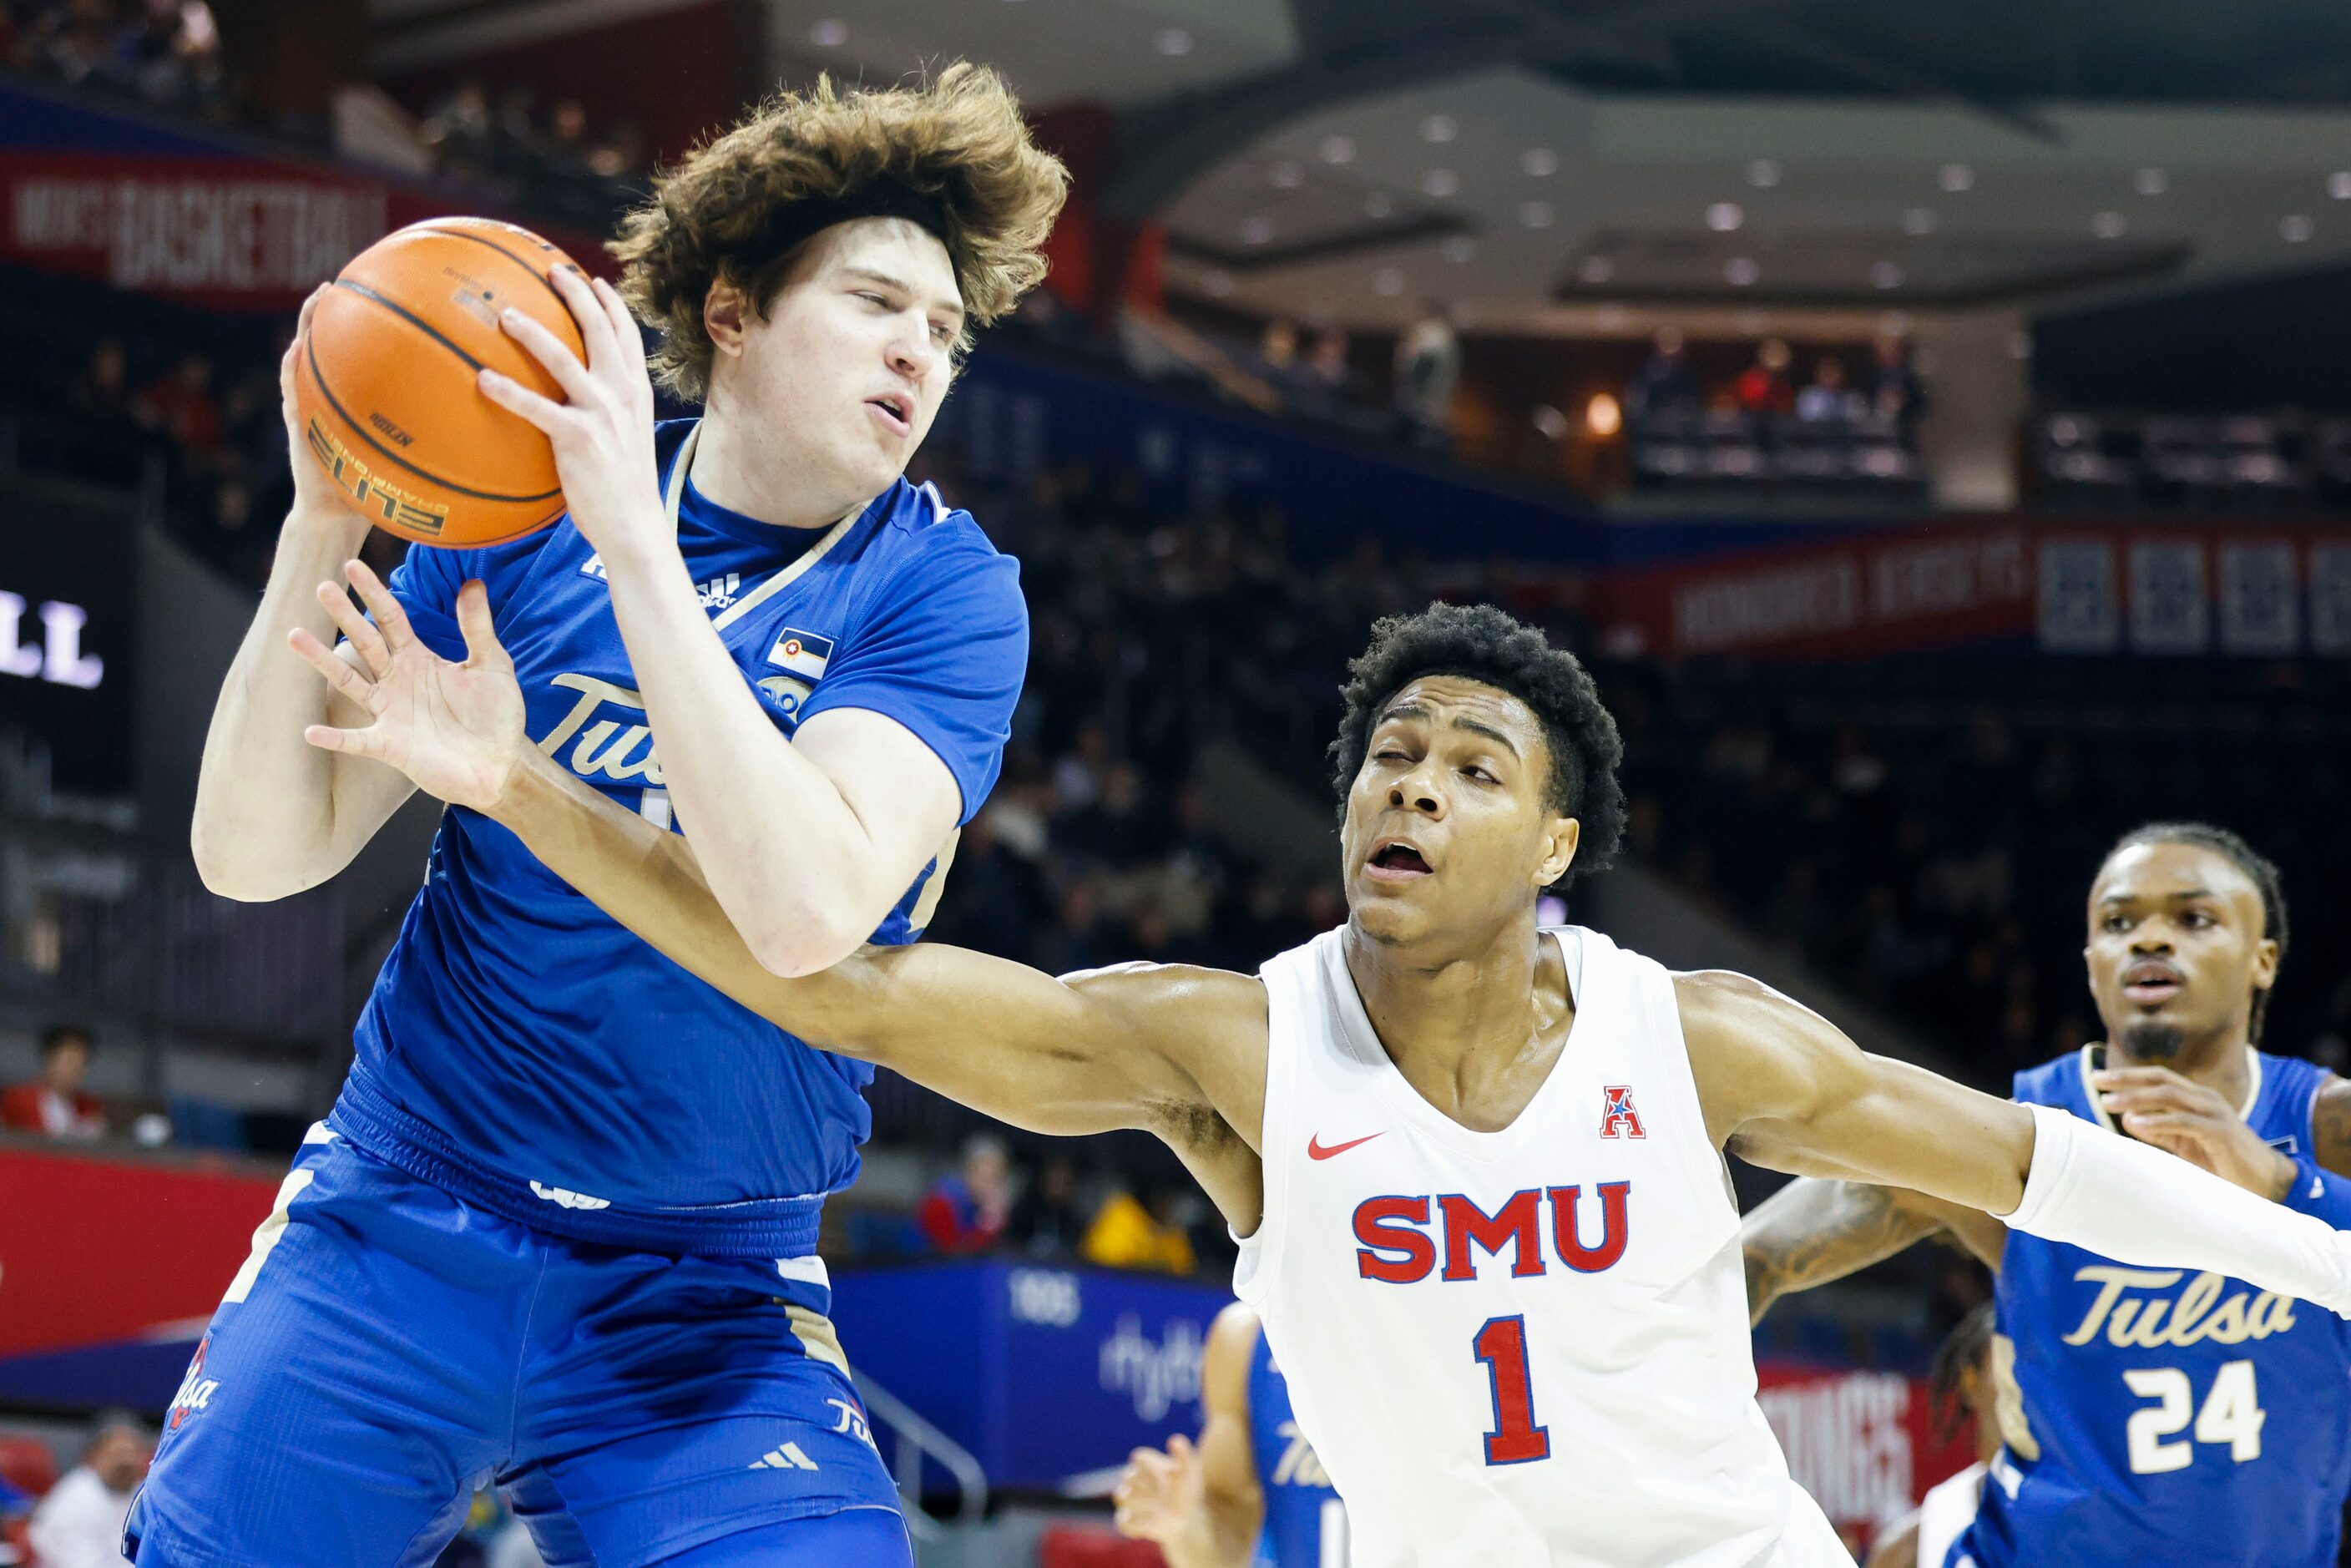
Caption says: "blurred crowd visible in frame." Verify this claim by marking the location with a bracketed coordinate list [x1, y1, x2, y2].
[52, 331, 313, 587]
[1623, 328, 1928, 493]
[410, 79, 649, 230]
[0, 1413, 149, 1568]
[1609, 659, 2351, 1086]
[3, 0, 224, 118]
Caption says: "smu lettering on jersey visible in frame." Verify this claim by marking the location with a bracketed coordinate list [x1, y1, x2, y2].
[333, 418, 1028, 1262]
[1238, 925, 1849, 1568]
[1962, 1046, 2351, 1568]
[1246, 1320, 1344, 1568]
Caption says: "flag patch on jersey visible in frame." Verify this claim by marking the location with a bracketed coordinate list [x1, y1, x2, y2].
[766, 630, 833, 680]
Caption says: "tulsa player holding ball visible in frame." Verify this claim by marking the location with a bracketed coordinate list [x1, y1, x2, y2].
[143, 67, 1064, 1567]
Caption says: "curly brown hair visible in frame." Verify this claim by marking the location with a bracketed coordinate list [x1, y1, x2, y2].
[611, 63, 1068, 402]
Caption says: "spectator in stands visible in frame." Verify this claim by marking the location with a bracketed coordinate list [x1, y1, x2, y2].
[66, 338, 131, 428]
[27, 1411, 148, 1568]
[1393, 302, 1462, 453]
[19, 0, 130, 92]
[1734, 338, 1795, 415]
[1868, 332, 1926, 429]
[1296, 326, 1358, 418]
[1083, 1181, 1197, 1275]
[3, 1025, 105, 1140]
[1008, 1153, 1088, 1258]
[1256, 319, 1299, 381]
[420, 80, 496, 180]
[918, 1133, 1011, 1256]
[120, 0, 220, 112]
[1625, 326, 1701, 422]
[1794, 356, 1863, 423]
[134, 351, 220, 458]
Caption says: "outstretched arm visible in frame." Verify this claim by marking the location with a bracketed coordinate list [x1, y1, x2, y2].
[493, 742, 1260, 1142]
[1682, 972, 2351, 1318]
[1741, 1179, 2003, 1327]
[287, 565, 1267, 1164]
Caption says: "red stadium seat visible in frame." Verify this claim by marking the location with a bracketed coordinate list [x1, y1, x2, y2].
[0, 1434, 57, 1499]
[1036, 1523, 1165, 1568]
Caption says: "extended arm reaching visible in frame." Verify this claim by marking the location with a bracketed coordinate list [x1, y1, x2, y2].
[1682, 971, 2351, 1318]
[285, 560, 1266, 1164]
[1740, 1179, 2002, 1327]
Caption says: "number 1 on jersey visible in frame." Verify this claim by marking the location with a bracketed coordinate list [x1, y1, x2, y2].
[1473, 1314, 1550, 1464]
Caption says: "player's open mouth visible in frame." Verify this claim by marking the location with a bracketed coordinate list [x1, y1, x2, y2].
[1366, 839, 1433, 880]
[866, 394, 913, 437]
[2122, 960, 2183, 1005]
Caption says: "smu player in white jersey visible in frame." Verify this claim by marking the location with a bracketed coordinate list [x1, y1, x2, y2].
[295, 597, 2351, 1568]
[1746, 824, 2351, 1567]
[166, 67, 1066, 1568]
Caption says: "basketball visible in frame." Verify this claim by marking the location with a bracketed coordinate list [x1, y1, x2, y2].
[294, 217, 585, 548]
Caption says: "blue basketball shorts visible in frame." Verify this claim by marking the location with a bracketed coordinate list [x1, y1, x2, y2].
[124, 1127, 908, 1568]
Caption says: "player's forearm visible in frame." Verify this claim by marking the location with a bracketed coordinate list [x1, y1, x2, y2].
[493, 745, 862, 1034]
[598, 541, 884, 974]
[191, 507, 391, 898]
[2005, 1104, 2351, 1316]
[495, 750, 1166, 1135]
[1152, 1507, 1259, 1568]
[1740, 1178, 1943, 1326]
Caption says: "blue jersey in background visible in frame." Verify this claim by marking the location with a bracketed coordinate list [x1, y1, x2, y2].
[1246, 1318, 1344, 1568]
[1959, 1045, 2351, 1568]
[338, 417, 1029, 1262]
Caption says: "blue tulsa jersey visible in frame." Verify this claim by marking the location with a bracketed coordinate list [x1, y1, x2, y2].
[331, 418, 1028, 1259]
[1964, 1046, 2351, 1568]
[1246, 1318, 1344, 1568]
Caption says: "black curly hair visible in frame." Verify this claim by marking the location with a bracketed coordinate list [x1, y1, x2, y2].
[1327, 602, 1625, 888]
[1929, 1302, 1997, 1447]
[2104, 822, 2288, 1044]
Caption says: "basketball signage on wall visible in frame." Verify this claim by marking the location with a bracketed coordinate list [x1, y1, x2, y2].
[2, 150, 388, 308]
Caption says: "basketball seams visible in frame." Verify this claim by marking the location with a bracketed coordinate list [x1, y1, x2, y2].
[408, 223, 575, 311]
[304, 336, 560, 504]
[331, 280, 487, 375]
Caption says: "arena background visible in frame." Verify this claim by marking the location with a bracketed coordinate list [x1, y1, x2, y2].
[4, 0, 2351, 1560]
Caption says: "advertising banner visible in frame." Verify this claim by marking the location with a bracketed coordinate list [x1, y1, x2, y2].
[0, 1139, 278, 1409]
[1596, 521, 2351, 660]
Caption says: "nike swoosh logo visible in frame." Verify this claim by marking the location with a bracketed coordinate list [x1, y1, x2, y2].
[1307, 1131, 1383, 1161]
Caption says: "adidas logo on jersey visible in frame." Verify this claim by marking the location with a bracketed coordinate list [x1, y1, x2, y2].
[528, 1181, 612, 1211]
[698, 574, 741, 610]
[1354, 1183, 1632, 1284]
[748, 1442, 819, 1471]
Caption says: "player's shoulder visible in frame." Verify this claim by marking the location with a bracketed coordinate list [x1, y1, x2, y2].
[2011, 1045, 2095, 1110]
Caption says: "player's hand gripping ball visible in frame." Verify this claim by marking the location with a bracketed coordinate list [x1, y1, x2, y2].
[292, 217, 587, 547]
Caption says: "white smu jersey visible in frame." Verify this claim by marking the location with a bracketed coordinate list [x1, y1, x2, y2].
[1236, 925, 1850, 1568]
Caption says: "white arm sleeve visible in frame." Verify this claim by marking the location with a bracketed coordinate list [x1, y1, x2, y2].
[2002, 1102, 2351, 1316]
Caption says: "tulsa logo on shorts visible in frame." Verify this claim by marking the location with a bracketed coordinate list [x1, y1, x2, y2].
[168, 1334, 220, 1431]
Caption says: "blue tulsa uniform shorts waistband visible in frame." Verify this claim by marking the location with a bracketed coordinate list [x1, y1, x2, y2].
[124, 1129, 908, 1568]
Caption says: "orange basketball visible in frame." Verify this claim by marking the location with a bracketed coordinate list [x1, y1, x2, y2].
[294, 217, 587, 548]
